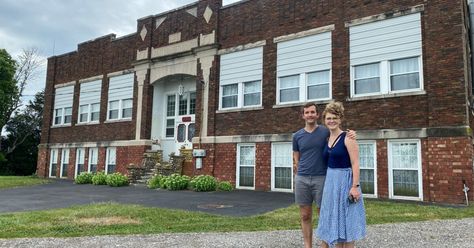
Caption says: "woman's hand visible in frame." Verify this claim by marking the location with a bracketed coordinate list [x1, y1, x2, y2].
[349, 186, 361, 201]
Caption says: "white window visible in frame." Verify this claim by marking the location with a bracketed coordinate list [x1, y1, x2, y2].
[107, 73, 134, 121]
[75, 148, 85, 178]
[88, 148, 98, 173]
[358, 141, 377, 197]
[276, 31, 332, 104]
[60, 149, 69, 178]
[350, 13, 423, 97]
[78, 79, 101, 123]
[388, 140, 422, 201]
[49, 149, 58, 178]
[106, 147, 116, 174]
[236, 144, 255, 189]
[271, 143, 293, 192]
[53, 85, 74, 126]
[219, 47, 262, 110]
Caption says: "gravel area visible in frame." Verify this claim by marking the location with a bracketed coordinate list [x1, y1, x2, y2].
[1, 218, 473, 247]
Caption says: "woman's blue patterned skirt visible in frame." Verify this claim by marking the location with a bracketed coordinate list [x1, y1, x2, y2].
[316, 167, 366, 246]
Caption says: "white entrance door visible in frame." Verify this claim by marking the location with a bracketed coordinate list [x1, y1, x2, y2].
[176, 121, 195, 150]
[164, 91, 196, 156]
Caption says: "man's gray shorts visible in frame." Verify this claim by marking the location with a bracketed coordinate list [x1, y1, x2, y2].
[295, 175, 326, 207]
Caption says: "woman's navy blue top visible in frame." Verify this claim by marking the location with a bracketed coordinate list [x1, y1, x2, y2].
[323, 132, 352, 169]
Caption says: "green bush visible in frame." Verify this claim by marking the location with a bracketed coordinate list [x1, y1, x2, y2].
[92, 171, 107, 185]
[217, 181, 233, 191]
[75, 172, 93, 184]
[190, 175, 217, 192]
[147, 174, 163, 189]
[163, 174, 190, 191]
[106, 172, 129, 187]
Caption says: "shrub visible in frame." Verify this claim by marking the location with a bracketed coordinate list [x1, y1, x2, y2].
[217, 181, 233, 191]
[92, 171, 107, 185]
[190, 175, 217, 192]
[163, 174, 190, 191]
[106, 172, 129, 187]
[159, 176, 168, 189]
[75, 172, 93, 184]
[147, 174, 163, 189]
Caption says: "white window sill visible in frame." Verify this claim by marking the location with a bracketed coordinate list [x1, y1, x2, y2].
[273, 99, 332, 109]
[348, 90, 426, 102]
[216, 106, 263, 113]
[104, 118, 132, 124]
[51, 124, 72, 128]
[76, 122, 100, 126]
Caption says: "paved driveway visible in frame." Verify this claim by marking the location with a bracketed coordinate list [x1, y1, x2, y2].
[0, 179, 294, 216]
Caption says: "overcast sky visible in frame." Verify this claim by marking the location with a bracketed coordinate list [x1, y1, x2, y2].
[0, 0, 240, 98]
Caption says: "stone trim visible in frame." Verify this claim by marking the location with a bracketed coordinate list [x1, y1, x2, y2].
[192, 126, 472, 144]
[107, 69, 135, 78]
[218, 40, 266, 55]
[39, 139, 152, 149]
[54, 81, 76, 88]
[345, 4, 425, 27]
[78, 75, 103, 83]
[273, 25, 335, 43]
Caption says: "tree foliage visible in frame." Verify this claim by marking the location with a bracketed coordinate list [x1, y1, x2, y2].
[0, 48, 44, 175]
[0, 49, 18, 132]
[1, 90, 44, 175]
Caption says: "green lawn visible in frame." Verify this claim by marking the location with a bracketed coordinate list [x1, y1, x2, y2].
[0, 199, 473, 239]
[0, 176, 50, 189]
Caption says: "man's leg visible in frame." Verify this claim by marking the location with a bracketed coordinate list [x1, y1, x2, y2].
[299, 205, 313, 248]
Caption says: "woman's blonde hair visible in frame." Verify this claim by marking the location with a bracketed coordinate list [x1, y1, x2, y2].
[322, 101, 345, 120]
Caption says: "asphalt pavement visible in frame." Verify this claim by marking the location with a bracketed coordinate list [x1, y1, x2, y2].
[0, 179, 294, 216]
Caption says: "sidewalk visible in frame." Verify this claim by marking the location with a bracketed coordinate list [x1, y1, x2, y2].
[0, 218, 473, 247]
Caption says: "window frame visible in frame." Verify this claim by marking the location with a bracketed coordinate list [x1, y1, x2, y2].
[49, 149, 58, 178]
[388, 139, 423, 201]
[60, 148, 69, 178]
[276, 70, 332, 105]
[271, 142, 293, 192]
[105, 147, 117, 174]
[88, 148, 99, 173]
[75, 148, 85, 178]
[358, 140, 377, 198]
[219, 80, 262, 110]
[350, 56, 423, 98]
[107, 98, 132, 121]
[236, 143, 256, 190]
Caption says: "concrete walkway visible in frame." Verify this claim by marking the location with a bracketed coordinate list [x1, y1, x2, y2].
[0, 218, 473, 247]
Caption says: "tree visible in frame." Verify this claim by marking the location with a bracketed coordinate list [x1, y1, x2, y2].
[0, 49, 18, 133]
[0, 48, 43, 153]
[0, 90, 44, 175]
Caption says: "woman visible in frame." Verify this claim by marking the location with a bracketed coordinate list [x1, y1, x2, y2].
[316, 101, 366, 248]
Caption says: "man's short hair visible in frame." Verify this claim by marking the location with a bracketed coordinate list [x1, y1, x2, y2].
[302, 102, 318, 114]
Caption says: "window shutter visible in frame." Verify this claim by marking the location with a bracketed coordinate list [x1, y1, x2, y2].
[350, 13, 422, 65]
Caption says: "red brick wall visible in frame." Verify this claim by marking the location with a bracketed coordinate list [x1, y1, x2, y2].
[213, 0, 468, 136]
[376, 140, 389, 199]
[36, 147, 48, 177]
[255, 143, 271, 191]
[426, 137, 474, 204]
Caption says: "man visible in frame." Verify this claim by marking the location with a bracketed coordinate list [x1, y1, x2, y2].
[293, 102, 355, 248]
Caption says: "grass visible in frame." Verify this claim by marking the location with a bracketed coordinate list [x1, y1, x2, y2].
[0, 176, 50, 189]
[0, 199, 473, 239]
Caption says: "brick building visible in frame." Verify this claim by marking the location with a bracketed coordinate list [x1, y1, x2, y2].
[37, 0, 474, 204]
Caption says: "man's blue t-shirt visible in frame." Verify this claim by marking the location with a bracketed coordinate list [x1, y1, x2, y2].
[292, 125, 330, 176]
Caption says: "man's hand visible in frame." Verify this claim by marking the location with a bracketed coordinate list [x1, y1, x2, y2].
[346, 129, 357, 140]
